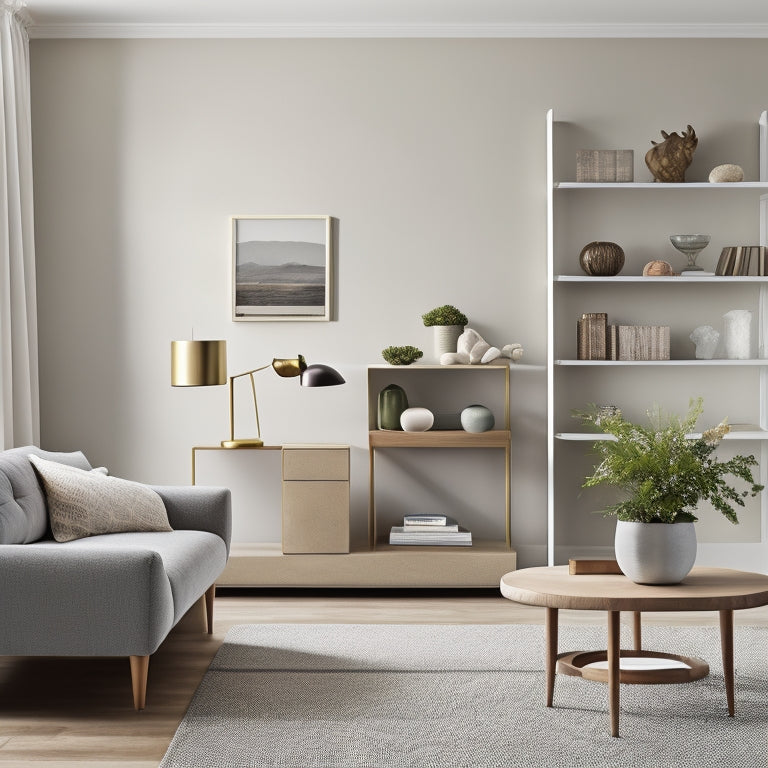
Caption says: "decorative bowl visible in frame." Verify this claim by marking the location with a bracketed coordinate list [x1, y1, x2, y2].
[669, 234, 711, 254]
[669, 234, 710, 272]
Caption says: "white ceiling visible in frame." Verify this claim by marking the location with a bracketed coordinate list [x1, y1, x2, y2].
[22, 0, 768, 37]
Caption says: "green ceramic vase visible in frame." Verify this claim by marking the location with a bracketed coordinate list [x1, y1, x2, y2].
[378, 384, 409, 430]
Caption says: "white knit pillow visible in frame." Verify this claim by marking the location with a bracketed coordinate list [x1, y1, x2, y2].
[28, 454, 172, 542]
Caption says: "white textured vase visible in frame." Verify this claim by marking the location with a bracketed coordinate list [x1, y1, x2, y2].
[614, 520, 697, 585]
[433, 325, 464, 358]
[723, 309, 752, 360]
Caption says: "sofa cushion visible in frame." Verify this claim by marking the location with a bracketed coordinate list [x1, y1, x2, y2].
[31, 530, 227, 627]
[0, 446, 92, 544]
[29, 455, 173, 543]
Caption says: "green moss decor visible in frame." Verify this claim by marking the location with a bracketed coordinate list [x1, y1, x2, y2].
[381, 346, 423, 366]
[421, 305, 468, 327]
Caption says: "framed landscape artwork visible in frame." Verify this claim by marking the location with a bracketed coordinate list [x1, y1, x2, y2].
[232, 215, 332, 321]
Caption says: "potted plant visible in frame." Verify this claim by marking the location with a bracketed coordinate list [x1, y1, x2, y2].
[578, 398, 763, 584]
[421, 305, 468, 358]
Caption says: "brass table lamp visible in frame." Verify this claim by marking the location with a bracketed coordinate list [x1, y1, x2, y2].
[171, 340, 344, 448]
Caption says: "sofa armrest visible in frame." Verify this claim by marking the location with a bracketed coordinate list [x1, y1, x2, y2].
[0, 545, 174, 656]
[151, 485, 231, 555]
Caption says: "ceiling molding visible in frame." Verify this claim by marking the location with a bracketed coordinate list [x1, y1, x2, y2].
[27, 21, 768, 40]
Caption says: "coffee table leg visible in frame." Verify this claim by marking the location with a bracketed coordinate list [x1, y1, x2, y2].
[633, 611, 642, 651]
[719, 608, 735, 717]
[608, 610, 621, 737]
[546, 606, 558, 707]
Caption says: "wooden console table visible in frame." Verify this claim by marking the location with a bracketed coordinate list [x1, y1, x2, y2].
[500, 566, 768, 737]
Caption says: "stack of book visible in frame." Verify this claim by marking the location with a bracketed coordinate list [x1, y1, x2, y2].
[388, 514, 472, 546]
[577, 312, 670, 361]
[715, 246, 768, 276]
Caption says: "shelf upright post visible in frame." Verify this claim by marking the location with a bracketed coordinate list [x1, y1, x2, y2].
[759, 111, 768, 546]
[546, 109, 556, 566]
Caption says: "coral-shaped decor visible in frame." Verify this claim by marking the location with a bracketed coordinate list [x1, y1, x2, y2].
[645, 125, 697, 183]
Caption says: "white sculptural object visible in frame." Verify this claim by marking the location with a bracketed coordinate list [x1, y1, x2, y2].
[689, 325, 720, 360]
[723, 309, 752, 360]
[440, 328, 523, 366]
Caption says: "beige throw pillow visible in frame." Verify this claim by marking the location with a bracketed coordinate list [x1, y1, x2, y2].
[28, 454, 172, 542]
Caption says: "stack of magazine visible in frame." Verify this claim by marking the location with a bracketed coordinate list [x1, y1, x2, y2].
[389, 514, 472, 546]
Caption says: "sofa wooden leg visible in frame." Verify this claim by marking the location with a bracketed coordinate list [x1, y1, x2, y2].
[129, 655, 149, 710]
[205, 583, 216, 635]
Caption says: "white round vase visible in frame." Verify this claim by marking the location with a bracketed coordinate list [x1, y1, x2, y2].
[614, 520, 697, 585]
[400, 407, 434, 432]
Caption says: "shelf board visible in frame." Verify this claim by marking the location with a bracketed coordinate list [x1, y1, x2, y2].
[374, 539, 512, 553]
[369, 429, 511, 448]
[367, 363, 509, 370]
[554, 275, 768, 283]
[555, 359, 768, 366]
[557, 426, 768, 441]
[219, 541, 517, 588]
[555, 181, 768, 190]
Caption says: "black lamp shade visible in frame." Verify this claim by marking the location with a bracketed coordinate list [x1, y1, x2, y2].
[301, 364, 345, 387]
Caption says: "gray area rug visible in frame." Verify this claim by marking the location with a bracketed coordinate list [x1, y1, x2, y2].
[160, 623, 768, 767]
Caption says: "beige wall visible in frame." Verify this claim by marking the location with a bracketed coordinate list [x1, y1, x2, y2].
[29, 38, 768, 566]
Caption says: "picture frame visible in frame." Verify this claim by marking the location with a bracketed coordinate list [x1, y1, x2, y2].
[232, 215, 332, 322]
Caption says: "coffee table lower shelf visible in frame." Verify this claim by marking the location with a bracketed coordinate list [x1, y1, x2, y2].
[557, 649, 710, 685]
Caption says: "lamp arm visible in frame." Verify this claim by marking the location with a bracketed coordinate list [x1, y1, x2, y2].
[249, 372, 260, 441]
[229, 364, 273, 379]
[227, 364, 272, 443]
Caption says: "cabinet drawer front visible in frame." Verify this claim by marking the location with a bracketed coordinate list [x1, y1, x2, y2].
[283, 448, 349, 480]
[282, 480, 350, 553]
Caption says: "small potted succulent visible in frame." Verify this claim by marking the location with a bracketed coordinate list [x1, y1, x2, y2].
[578, 397, 762, 584]
[421, 305, 468, 358]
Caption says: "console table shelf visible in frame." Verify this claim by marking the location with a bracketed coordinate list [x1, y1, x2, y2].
[369, 429, 511, 448]
[367, 364, 512, 554]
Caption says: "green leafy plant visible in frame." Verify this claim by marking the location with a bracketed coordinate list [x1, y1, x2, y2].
[421, 305, 468, 327]
[577, 397, 763, 524]
[381, 345, 423, 366]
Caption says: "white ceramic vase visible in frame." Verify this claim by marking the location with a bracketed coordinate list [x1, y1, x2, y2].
[400, 407, 434, 432]
[433, 325, 464, 358]
[614, 520, 697, 585]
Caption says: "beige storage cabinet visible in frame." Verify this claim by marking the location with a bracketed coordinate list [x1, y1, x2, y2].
[282, 445, 350, 554]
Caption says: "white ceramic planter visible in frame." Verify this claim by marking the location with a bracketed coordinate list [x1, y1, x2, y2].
[433, 325, 464, 358]
[614, 520, 697, 585]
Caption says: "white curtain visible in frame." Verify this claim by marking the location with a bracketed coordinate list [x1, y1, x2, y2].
[0, 0, 38, 449]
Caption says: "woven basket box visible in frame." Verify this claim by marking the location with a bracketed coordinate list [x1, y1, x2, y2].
[576, 150, 634, 182]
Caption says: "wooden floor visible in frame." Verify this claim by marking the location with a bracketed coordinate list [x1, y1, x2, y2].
[1, 588, 767, 767]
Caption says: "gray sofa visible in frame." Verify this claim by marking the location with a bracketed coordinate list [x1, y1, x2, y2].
[0, 446, 231, 709]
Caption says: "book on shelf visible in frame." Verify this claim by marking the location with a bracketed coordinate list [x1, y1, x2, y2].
[403, 514, 456, 527]
[577, 312, 607, 360]
[389, 526, 472, 546]
[401, 523, 460, 532]
[607, 324, 619, 360]
[715, 245, 767, 276]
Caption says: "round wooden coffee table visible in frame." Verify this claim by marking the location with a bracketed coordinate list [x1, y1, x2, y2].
[500, 566, 768, 737]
